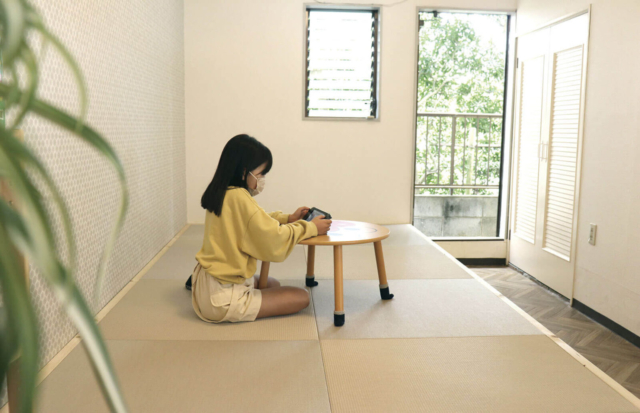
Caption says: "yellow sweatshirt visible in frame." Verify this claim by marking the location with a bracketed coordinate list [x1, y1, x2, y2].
[195, 187, 318, 284]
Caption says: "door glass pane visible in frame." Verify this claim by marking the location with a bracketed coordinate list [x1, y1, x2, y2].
[414, 12, 508, 237]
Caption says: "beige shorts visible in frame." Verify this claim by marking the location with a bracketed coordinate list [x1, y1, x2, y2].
[191, 263, 262, 323]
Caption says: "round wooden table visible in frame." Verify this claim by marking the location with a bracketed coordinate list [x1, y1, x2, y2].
[258, 220, 394, 326]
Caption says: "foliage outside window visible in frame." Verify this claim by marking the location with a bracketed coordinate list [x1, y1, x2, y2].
[415, 12, 508, 196]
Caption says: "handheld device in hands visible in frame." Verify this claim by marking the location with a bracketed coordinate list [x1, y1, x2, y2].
[303, 207, 332, 222]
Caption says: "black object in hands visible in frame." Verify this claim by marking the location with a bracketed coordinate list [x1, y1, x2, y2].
[303, 207, 332, 222]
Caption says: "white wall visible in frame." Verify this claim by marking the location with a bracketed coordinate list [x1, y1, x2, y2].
[517, 0, 640, 335]
[25, 0, 186, 368]
[3, 0, 186, 407]
[184, 0, 516, 225]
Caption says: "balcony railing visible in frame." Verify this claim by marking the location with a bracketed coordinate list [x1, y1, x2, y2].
[415, 112, 503, 196]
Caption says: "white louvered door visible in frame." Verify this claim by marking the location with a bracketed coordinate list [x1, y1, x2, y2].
[509, 13, 589, 299]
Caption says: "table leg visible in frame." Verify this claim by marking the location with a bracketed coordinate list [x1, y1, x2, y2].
[305, 245, 318, 287]
[333, 245, 345, 326]
[374, 241, 394, 300]
[258, 261, 270, 290]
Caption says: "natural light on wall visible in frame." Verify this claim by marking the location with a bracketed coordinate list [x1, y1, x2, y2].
[305, 9, 379, 119]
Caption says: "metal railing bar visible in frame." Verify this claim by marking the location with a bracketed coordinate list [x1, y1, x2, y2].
[474, 116, 479, 188]
[424, 118, 429, 185]
[463, 117, 468, 192]
[487, 118, 492, 186]
[437, 117, 442, 185]
[450, 116, 456, 195]
[415, 112, 504, 197]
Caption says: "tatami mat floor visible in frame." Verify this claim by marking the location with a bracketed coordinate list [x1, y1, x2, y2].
[34, 225, 640, 412]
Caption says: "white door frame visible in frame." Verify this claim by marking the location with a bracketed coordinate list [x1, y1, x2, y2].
[409, 8, 517, 243]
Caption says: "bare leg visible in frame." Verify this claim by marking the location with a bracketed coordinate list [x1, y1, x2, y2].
[256, 286, 310, 319]
[253, 275, 281, 289]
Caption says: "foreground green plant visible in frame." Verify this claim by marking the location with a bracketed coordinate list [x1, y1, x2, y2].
[0, 1, 129, 412]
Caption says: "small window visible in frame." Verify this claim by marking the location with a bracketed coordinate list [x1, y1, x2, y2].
[305, 9, 380, 119]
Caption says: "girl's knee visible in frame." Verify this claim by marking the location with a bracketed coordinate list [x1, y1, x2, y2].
[297, 288, 310, 309]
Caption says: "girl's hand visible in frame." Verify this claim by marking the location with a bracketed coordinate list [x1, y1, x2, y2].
[288, 207, 310, 223]
[312, 215, 332, 235]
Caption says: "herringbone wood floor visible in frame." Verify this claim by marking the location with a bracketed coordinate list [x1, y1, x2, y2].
[471, 265, 640, 399]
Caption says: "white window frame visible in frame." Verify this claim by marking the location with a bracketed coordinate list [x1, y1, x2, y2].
[409, 8, 517, 242]
[302, 5, 381, 121]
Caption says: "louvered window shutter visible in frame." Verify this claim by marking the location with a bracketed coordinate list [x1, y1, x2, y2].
[514, 56, 545, 244]
[305, 10, 379, 118]
[543, 46, 584, 259]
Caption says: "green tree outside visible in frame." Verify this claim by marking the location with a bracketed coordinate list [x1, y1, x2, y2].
[415, 12, 507, 196]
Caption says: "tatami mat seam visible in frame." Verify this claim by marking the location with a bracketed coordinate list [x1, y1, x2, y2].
[101, 339, 319, 344]
[310, 276, 335, 413]
[99, 338, 321, 342]
[316, 335, 554, 342]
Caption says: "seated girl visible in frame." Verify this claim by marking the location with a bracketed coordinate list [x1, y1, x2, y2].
[190, 134, 331, 323]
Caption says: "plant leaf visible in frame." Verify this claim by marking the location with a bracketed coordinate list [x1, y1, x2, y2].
[0, 0, 26, 64]
[2, 64, 23, 111]
[31, 96, 129, 307]
[28, 23, 87, 133]
[9, 41, 38, 129]
[1, 198, 129, 412]
[0, 172, 128, 413]
[0, 304, 16, 395]
[0, 3, 130, 412]
[0, 84, 129, 306]
[61, 281, 128, 412]
[0, 219, 39, 413]
[0, 132, 77, 289]
[0, 131, 60, 279]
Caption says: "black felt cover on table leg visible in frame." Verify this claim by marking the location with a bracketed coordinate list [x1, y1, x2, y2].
[380, 286, 394, 300]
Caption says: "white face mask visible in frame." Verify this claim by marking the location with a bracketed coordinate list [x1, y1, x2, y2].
[248, 171, 265, 197]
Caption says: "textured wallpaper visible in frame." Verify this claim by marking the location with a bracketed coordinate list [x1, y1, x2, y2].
[1, 0, 186, 406]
